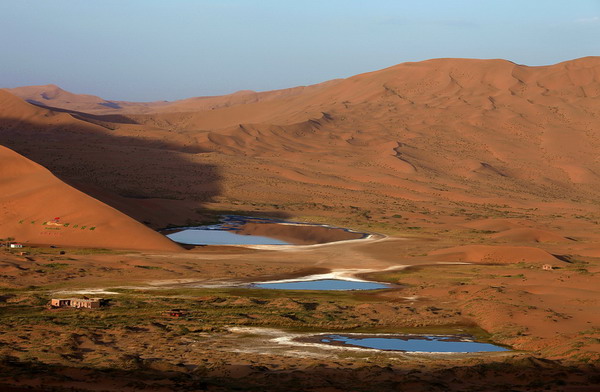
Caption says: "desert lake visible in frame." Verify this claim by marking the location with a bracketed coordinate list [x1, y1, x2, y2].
[167, 227, 291, 245]
[165, 215, 366, 246]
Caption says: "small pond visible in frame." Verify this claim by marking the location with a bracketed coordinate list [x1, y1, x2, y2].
[167, 227, 290, 246]
[251, 279, 390, 291]
[313, 334, 509, 353]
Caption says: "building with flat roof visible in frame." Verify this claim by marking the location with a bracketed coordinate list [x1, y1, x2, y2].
[50, 298, 103, 309]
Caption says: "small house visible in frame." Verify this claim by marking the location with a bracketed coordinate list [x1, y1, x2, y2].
[167, 309, 186, 317]
[50, 298, 104, 309]
[542, 264, 553, 271]
[50, 299, 72, 308]
[71, 298, 102, 309]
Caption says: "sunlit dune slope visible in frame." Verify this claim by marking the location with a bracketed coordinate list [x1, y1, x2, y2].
[7, 80, 340, 116]
[134, 57, 600, 211]
[429, 245, 560, 264]
[490, 228, 572, 243]
[7, 84, 169, 114]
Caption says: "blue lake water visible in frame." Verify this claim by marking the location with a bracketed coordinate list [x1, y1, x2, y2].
[252, 279, 390, 291]
[318, 334, 509, 353]
[164, 216, 367, 246]
[166, 227, 290, 246]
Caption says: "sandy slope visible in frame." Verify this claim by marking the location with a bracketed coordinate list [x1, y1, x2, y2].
[7, 81, 339, 115]
[429, 244, 560, 264]
[7, 84, 170, 114]
[0, 142, 180, 251]
[490, 228, 572, 243]
[4, 58, 600, 217]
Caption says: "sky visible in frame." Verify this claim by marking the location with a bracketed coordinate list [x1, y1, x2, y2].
[1, 0, 599, 101]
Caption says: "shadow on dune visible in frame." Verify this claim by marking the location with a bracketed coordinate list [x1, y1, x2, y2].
[0, 356, 598, 392]
[0, 116, 228, 229]
[26, 101, 142, 126]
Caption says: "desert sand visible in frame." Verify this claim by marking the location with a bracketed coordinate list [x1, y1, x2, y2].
[1, 57, 599, 390]
[0, 105, 180, 251]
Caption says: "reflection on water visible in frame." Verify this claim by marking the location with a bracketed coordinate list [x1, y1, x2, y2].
[318, 334, 509, 353]
[252, 279, 390, 291]
[167, 228, 290, 245]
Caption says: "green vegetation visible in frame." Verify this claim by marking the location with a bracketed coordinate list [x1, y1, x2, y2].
[13, 247, 130, 256]
[41, 263, 70, 269]
[0, 286, 475, 336]
[470, 229, 497, 234]
[135, 265, 162, 270]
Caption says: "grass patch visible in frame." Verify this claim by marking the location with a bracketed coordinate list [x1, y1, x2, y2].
[69, 248, 131, 255]
[0, 286, 455, 333]
[41, 263, 70, 269]
[18, 247, 130, 256]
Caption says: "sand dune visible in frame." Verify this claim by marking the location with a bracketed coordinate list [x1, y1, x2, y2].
[490, 228, 572, 243]
[7, 81, 340, 116]
[7, 84, 170, 114]
[429, 245, 560, 264]
[572, 246, 600, 257]
[9, 84, 110, 108]
[0, 88, 113, 132]
[463, 219, 526, 232]
[122, 57, 600, 208]
[0, 144, 180, 251]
